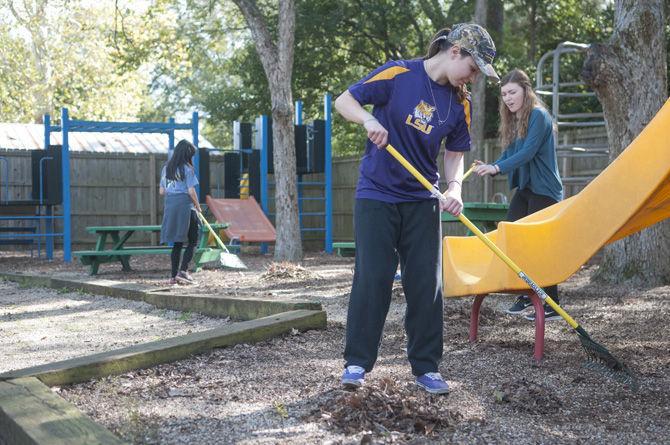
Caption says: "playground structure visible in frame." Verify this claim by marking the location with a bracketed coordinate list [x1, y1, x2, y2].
[0, 142, 62, 258]
[0, 111, 202, 263]
[535, 41, 608, 191]
[443, 97, 670, 359]
[209, 94, 333, 253]
[1, 96, 333, 261]
[206, 196, 276, 245]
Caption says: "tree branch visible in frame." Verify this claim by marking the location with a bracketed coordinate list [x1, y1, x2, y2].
[418, 0, 446, 28]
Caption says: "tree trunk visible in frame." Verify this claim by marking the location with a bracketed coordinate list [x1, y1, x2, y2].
[486, 0, 504, 49]
[232, 0, 303, 262]
[470, 0, 487, 200]
[582, 0, 670, 285]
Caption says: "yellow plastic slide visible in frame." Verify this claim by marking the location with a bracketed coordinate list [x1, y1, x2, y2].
[443, 98, 670, 297]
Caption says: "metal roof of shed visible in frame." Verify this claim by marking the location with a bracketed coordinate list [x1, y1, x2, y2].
[0, 123, 215, 154]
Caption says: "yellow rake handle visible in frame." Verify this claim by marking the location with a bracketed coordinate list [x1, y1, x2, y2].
[385, 143, 579, 329]
[195, 210, 231, 254]
[463, 163, 476, 181]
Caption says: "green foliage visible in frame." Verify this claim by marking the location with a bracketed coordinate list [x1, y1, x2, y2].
[0, 0, 154, 123]
[3, 0, 663, 155]
[487, 0, 615, 137]
[0, 25, 38, 121]
[110, 0, 625, 154]
[109, 0, 475, 152]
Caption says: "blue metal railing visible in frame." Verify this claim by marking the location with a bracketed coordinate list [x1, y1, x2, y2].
[256, 94, 333, 252]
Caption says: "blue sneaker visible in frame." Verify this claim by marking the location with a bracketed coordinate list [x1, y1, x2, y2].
[341, 365, 365, 389]
[415, 372, 449, 394]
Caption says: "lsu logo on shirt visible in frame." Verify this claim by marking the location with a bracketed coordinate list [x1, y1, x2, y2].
[406, 100, 435, 135]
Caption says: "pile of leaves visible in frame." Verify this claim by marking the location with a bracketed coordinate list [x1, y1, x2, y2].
[261, 262, 318, 280]
[311, 378, 462, 437]
[493, 378, 563, 415]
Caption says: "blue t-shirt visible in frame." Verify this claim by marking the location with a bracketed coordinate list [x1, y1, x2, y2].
[160, 164, 199, 195]
[494, 107, 563, 202]
[348, 59, 472, 203]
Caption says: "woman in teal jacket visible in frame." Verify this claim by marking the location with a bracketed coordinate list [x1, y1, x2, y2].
[474, 69, 563, 320]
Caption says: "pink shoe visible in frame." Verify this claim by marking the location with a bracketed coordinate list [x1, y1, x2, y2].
[176, 270, 197, 285]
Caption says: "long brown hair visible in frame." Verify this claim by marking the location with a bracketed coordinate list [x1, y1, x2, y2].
[423, 28, 469, 103]
[166, 139, 196, 181]
[498, 69, 545, 148]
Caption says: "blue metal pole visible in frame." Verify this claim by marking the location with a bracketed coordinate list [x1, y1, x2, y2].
[61, 108, 72, 262]
[43, 114, 50, 149]
[166, 117, 176, 249]
[46, 205, 53, 259]
[295, 100, 304, 229]
[295, 100, 303, 125]
[324, 93, 333, 253]
[260, 115, 269, 254]
[43, 114, 52, 259]
[192, 112, 200, 199]
[168, 117, 175, 160]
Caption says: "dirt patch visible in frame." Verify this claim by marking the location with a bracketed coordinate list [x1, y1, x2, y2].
[261, 261, 321, 281]
[493, 378, 562, 415]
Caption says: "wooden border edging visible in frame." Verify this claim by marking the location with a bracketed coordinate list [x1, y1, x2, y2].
[0, 272, 322, 320]
[0, 377, 126, 445]
[0, 272, 327, 445]
[0, 310, 326, 387]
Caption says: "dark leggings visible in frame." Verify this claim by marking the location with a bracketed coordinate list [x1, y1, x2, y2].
[506, 188, 559, 302]
[344, 199, 443, 376]
[171, 210, 199, 278]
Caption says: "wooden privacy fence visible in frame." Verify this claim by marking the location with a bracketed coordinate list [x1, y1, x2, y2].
[0, 126, 608, 250]
[332, 126, 608, 241]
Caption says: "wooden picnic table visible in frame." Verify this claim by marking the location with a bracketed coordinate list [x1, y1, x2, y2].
[333, 202, 509, 257]
[74, 223, 229, 275]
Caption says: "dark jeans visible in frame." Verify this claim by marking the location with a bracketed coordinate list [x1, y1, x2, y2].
[344, 198, 443, 376]
[171, 210, 199, 277]
[506, 188, 559, 302]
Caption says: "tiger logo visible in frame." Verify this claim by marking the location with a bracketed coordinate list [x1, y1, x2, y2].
[413, 100, 436, 125]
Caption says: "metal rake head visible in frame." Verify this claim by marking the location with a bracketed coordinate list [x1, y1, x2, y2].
[579, 334, 639, 391]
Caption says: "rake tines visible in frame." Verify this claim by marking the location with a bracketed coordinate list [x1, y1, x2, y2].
[577, 327, 639, 390]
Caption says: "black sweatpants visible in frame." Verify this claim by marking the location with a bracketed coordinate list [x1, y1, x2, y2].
[171, 210, 199, 277]
[506, 188, 559, 302]
[344, 198, 443, 376]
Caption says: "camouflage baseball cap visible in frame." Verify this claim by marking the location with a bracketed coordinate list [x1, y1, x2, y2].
[447, 23, 499, 82]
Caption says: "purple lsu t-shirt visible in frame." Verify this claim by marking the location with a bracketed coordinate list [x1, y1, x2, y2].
[349, 59, 472, 202]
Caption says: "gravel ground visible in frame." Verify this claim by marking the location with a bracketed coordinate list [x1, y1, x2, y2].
[0, 251, 359, 324]
[1, 251, 669, 444]
[0, 278, 226, 374]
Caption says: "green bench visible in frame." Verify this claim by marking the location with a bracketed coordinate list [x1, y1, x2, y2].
[333, 242, 356, 257]
[333, 202, 509, 257]
[74, 223, 229, 275]
[440, 202, 509, 233]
